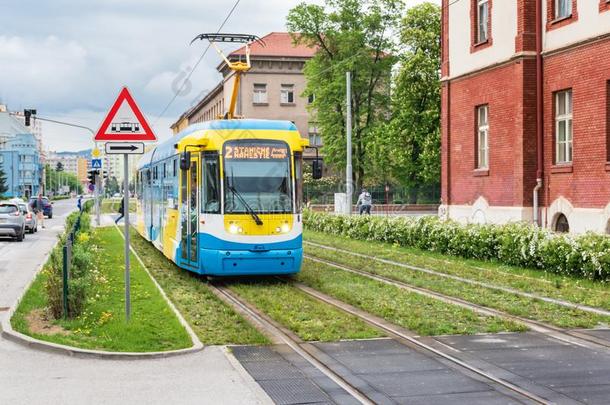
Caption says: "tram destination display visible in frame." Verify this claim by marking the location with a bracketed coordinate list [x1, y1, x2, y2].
[224, 142, 288, 160]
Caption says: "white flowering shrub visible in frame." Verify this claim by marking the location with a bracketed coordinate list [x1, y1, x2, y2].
[303, 210, 610, 281]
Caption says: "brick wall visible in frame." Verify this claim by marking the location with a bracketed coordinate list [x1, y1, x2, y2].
[543, 39, 610, 209]
[445, 58, 537, 207]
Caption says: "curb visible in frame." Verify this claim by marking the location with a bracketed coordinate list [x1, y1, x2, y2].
[1, 211, 203, 360]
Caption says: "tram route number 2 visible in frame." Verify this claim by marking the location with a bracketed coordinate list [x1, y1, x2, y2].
[224, 144, 288, 160]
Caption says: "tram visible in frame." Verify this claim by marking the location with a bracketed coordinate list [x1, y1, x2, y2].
[135, 33, 321, 276]
[135, 119, 312, 275]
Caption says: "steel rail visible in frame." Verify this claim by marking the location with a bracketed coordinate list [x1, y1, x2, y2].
[208, 283, 376, 405]
[304, 254, 610, 351]
[285, 280, 550, 405]
[304, 241, 610, 317]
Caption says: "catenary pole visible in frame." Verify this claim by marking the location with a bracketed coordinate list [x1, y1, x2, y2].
[123, 154, 131, 321]
[346, 71, 353, 216]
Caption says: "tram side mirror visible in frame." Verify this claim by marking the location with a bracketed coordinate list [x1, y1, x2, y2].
[180, 151, 191, 171]
[312, 159, 323, 180]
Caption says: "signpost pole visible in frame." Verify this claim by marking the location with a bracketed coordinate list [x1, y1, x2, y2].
[123, 154, 131, 321]
[95, 172, 100, 226]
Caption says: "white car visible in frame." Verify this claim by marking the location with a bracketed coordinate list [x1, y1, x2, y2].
[0, 202, 26, 241]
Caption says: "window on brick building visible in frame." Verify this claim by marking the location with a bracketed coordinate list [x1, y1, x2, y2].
[476, 105, 489, 169]
[280, 84, 295, 104]
[555, 0, 572, 19]
[477, 0, 489, 43]
[253, 83, 267, 104]
[555, 90, 573, 164]
[554, 213, 570, 233]
[308, 123, 322, 146]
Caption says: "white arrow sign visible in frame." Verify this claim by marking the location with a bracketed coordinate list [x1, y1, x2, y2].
[105, 142, 145, 155]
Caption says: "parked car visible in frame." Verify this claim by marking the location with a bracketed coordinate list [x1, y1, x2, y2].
[16, 202, 37, 233]
[0, 202, 26, 241]
[28, 196, 53, 218]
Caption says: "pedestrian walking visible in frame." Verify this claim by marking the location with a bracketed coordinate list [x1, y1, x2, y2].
[115, 198, 125, 224]
[31, 193, 45, 228]
[77, 195, 83, 212]
[356, 188, 372, 215]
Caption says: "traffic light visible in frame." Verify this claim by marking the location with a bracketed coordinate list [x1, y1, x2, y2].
[87, 169, 99, 185]
[23, 109, 37, 126]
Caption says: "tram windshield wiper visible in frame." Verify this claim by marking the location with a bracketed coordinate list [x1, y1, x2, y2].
[227, 184, 264, 225]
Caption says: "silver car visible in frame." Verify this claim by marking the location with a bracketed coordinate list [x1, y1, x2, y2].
[17, 202, 38, 233]
[0, 202, 26, 241]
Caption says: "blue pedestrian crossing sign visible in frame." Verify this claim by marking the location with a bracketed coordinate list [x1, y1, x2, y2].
[91, 158, 102, 169]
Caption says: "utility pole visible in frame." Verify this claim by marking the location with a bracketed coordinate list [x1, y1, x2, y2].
[345, 71, 353, 216]
[123, 155, 131, 321]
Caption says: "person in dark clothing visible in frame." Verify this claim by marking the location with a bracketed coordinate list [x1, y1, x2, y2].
[31, 193, 46, 228]
[115, 198, 125, 224]
[77, 195, 83, 211]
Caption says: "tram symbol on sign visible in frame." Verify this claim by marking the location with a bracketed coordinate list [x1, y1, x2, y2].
[111, 122, 140, 133]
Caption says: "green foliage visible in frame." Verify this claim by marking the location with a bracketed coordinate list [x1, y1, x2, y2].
[287, 0, 403, 188]
[374, 2, 441, 198]
[45, 163, 83, 195]
[44, 210, 93, 319]
[106, 176, 120, 196]
[0, 167, 8, 195]
[303, 210, 610, 281]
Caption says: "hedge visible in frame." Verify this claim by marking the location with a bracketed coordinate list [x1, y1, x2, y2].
[303, 211, 610, 281]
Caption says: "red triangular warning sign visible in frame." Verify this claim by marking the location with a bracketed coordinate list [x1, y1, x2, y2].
[94, 87, 157, 142]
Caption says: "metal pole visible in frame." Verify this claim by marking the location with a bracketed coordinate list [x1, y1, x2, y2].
[345, 71, 353, 216]
[62, 243, 69, 319]
[123, 154, 131, 321]
[95, 172, 100, 226]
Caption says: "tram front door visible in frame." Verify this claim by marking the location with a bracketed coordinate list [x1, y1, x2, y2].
[180, 155, 199, 269]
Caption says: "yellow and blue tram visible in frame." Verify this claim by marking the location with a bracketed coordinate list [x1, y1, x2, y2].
[135, 119, 308, 276]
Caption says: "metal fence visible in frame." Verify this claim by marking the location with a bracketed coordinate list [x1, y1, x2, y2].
[303, 183, 441, 205]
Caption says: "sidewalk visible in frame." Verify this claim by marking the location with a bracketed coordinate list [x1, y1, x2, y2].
[1, 205, 272, 405]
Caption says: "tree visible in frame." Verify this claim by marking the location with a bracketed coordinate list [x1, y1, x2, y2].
[376, 2, 441, 202]
[287, 0, 404, 190]
[55, 162, 64, 172]
[106, 176, 120, 195]
[0, 167, 8, 196]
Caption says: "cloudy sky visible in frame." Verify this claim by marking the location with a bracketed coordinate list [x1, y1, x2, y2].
[0, 0, 438, 152]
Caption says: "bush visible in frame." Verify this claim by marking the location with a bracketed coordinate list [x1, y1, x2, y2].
[43, 210, 95, 319]
[303, 210, 610, 281]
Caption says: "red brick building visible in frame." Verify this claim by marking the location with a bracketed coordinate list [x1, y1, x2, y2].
[440, 0, 610, 234]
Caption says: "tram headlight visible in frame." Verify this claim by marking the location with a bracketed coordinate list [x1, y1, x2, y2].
[229, 224, 243, 234]
[281, 223, 291, 233]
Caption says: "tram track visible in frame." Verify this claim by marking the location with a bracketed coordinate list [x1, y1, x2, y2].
[207, 282, 377, 405]
[210, 281, 545, 404]
[304, 241, 610, 318]
[303, 254, 610, 352]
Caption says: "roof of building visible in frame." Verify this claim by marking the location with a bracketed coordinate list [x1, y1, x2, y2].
[0, 112, 31, 139]
[230, 32, 317, 58]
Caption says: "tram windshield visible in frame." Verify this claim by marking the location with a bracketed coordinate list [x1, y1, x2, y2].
[223, 141, 292, 214]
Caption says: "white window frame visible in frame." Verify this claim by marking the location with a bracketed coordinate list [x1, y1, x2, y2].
[280, 84, 295, 104]
[555, 90, 573, 164]
[477, 0, 489, 43]
[253, 83, 267, 104]
[477, 105, 489, 170]
[555, 0, 572, 19]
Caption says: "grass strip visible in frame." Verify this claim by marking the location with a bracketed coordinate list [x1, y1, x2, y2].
[305, 245, 610, 329]
[228, 279, 384, 342]
[11, 227, 192, 352]
[298, 259, 525, 336]
[101, 199, 136, 214]
[128, 229, 268, 345]
[305, 230, 610, 311]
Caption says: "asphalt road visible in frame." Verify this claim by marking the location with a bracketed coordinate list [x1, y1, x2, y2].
[0, 199, 269, 405]
[0, 198, 78, 313]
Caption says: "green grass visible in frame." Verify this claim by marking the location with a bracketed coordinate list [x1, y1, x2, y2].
[305, 230, 610, 311]
[101, 199, 136, 214]
[228, 279, 384, 342]
[305, 245, 610, 329]
[11, 227, 192, 352]
[298, 259, 525, 336]
[128, 229, 268, 345]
